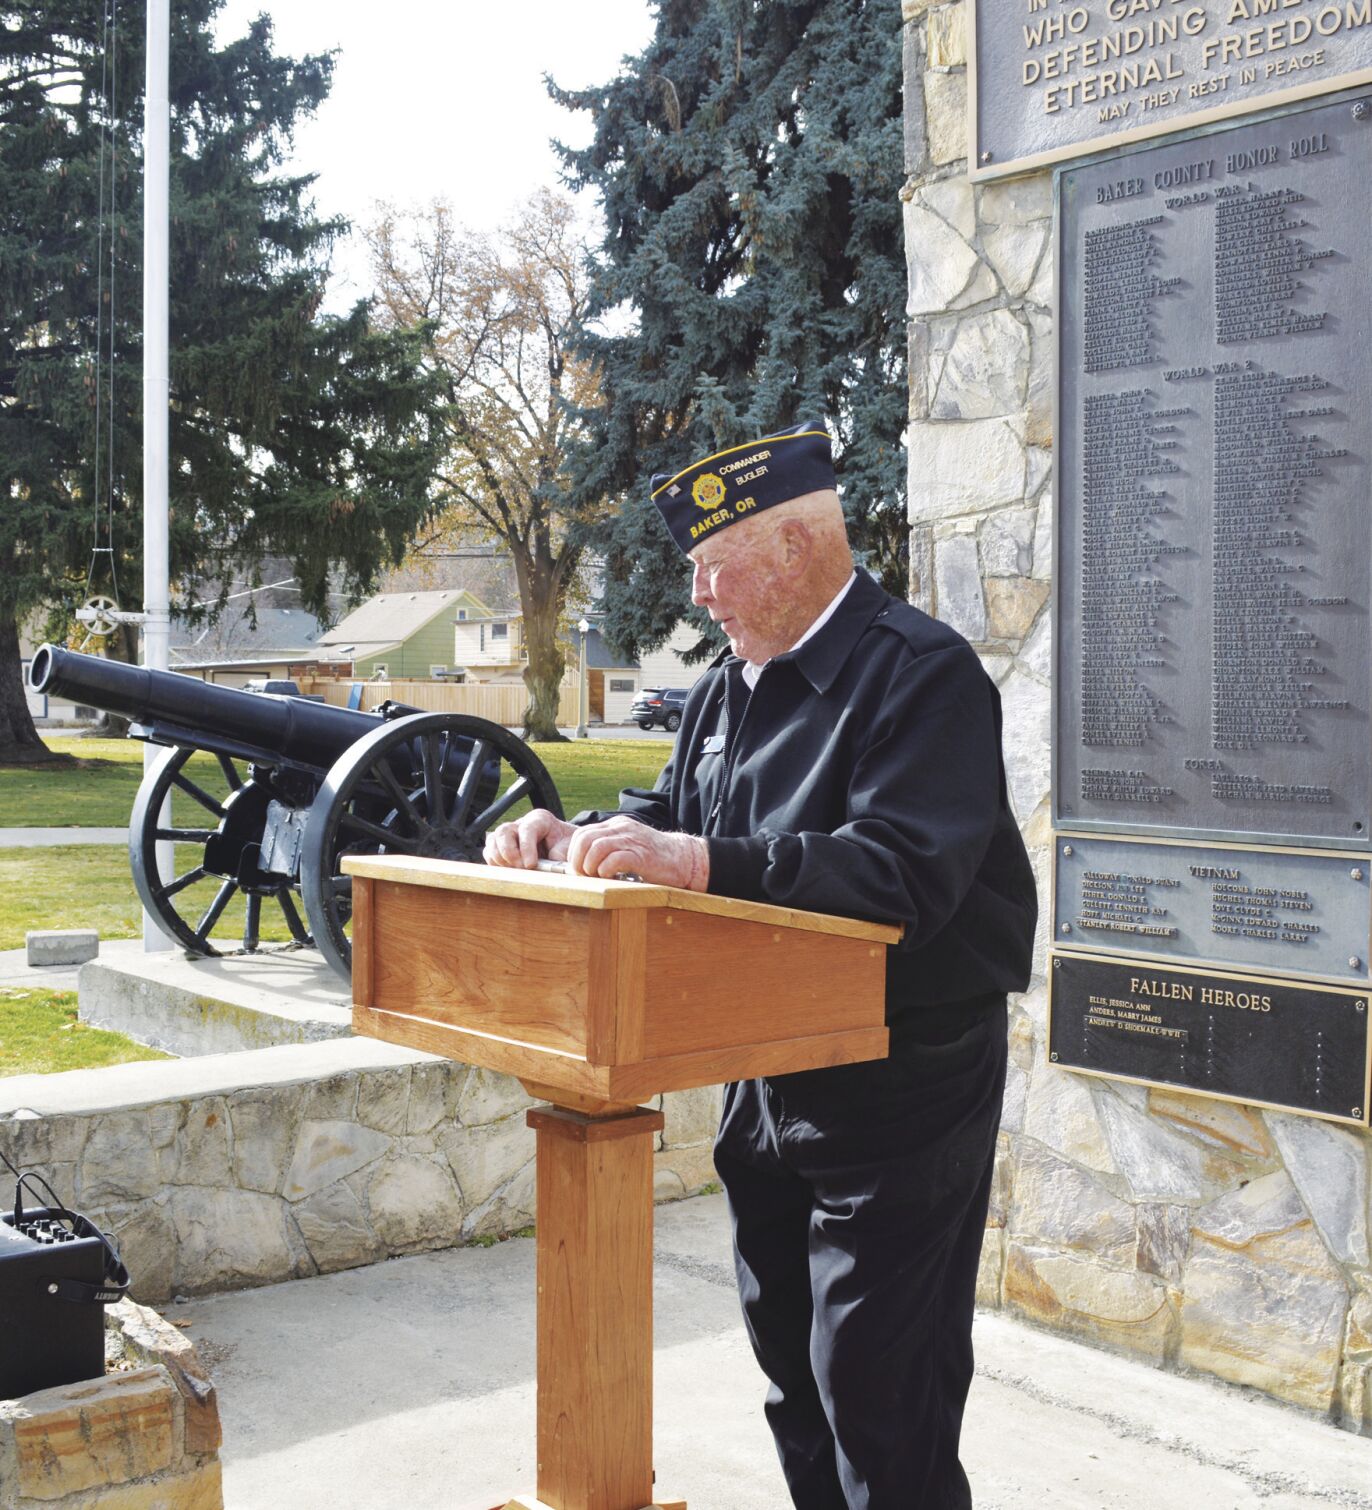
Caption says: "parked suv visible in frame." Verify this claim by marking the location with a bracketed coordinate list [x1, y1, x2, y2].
[630, 686, 688, 732]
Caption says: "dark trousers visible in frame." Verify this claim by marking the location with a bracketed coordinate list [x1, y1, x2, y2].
[713, 1000, 1008, 1510]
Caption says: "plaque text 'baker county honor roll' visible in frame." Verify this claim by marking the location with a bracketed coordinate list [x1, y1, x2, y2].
[970, 0, 1372, 180]
[1050, 92, 1372, 1124]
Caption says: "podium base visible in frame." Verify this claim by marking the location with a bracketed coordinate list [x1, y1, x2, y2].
[500, 1496, 686, 1510]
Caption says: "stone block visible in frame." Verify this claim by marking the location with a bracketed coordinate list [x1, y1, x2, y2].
[5, 1366, 175, 1500]
[979, 507, 1036, 577]
[904, 186, 981, 316]
[1135, 1203, 1192, 1286]
[169, 1186, 305, 1294]
[986, 578, 1049, 643]
[1268, 1111, 1370, 1267]
[978, 172, 1052, 228]
[902, 22, 928, 175]
[1181, 1171, 1349, 1412]
[164, 1099, 233, 1189]
[463, 1156, 537, 1241]
[1024, 306, 1053, 448]
[354, 1065, 413, 1137]
[106, 1197, 177, 1305]
[924, 68, 967, 167]
[997, 669, 1050, 824]
[907, 418, 1024, 520]
[976, 1225, 1005, 1309]
[983, 221, 1049, 301]
[79, 1110, 163, 1207]
[934, 534, 986, 640]
[926, 2, 966, 67]
[662, 1084, 723, 1148]
[1146, 1088, 1272, 1159]
[442, 1112, 535, 1211]
[901, 0, 939, 18]
[283, 1119, 392, 1203]
[654, 1143, 718, 1199]
[1018, 607, 1050, 684]
[75, 1461, 225, 1510]
[455, 1067, 532, 1128]
[108, 1298, 221, 1457]
[300, 1069, 360, 1123]
[406, 1061, 453, 1135]
[0, 1108, 88, 1171]
[367, 1154, 464, 1252]
[1095, 1086, 1240, 1202]
[1022, 1060, 1116, 1174]
[293, 1176, 386, 1274]
[226, 1091, 298, 1195]
[930, 309, 1029, 421]
[26, 929, 98, 966]
[1004, 1243, 1175, 1363]
[1031, 491, 1053, 579]
[1008, 1141, 1136, 1263]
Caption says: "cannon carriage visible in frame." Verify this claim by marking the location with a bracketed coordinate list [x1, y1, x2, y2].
[28, 646, 562, 982]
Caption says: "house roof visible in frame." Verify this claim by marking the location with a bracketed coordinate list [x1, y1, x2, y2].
[317, 590, 488, 652]
[170, 605, 329, 662]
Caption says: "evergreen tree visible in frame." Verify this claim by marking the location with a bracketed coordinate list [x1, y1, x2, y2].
[551, 0, 907, 660]
[0, 1, 444, 763]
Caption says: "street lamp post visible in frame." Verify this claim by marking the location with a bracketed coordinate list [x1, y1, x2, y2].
[576, 619, 590, 739]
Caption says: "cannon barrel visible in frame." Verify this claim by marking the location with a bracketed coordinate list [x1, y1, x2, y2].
[29, 644, 383, 772]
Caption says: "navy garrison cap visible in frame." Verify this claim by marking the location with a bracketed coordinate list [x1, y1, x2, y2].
[649, 419, 836, 553]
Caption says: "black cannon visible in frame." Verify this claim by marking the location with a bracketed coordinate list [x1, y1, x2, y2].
[28, 645, 562, 982]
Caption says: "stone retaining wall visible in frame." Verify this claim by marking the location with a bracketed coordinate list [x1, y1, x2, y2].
[0, 1041, 720, 1303]
[901, 0, 1371, 1432]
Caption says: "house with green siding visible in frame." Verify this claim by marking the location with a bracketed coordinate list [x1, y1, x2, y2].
[315, 589, 487, 679]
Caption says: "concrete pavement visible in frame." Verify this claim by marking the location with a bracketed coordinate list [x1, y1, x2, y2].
[175, 1194, 1372, 1510]
[0, 827, 127, 845]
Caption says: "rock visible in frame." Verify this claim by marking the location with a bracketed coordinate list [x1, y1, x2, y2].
[923, 176, 977, 240]
[169, 1186, 302, 1293]
[663, 1084, 723, 1148]
[1031, 490, 1053, 578]
[1094, 1085, 1231, 1201]
[934, 534, 986, 640]
[228, 1091, 298, 1195]
[1004, 1242, 1175, 1363]
[354, 1065, 413, 1136]
[902, 25, 927, 174]
[979, 507, 1036, 577]
[442, 1112, 535, 1211]
[986, 577, 1050, 642]
[952, 259, 1001, 310]
[105, 1198, 177, 1305]
[902, 0, 939, 18]
[1024, 306, 1053, 448]
[1001, 1056, 1028, 1135]
[1028, 238, 1054, 308]
[78, 1110, 162, 1207]
[26, 929, 98, 966]
[1268, 1112, 1370, 1267]
[164, 1099, 233, 1189]
[653, 1143, 718, 1198]
[406, 1061, 453, 1135]
[1008, 1141, 1136, 1263]
[997, 669, 1050, 823]
[109, 1297, 222, 1456]
[1182, 1170, 1349, 1412]
[1022, 1060, 1116, 1174]
[1147, 1088, 1272, 1158]
[1136, 1203, 1192, 1285]
[0, 1108, 87, 1171]
[1019, 606, 1051, 683]
[904, 188, 981, 316]
[293, 1177, 385, 1273]
[283, 1119, 392, 1203]
[977, 1226, 1005, 1309]
[908, 320, 931, 418]
[978, 173, 1052, 227]
[455, 1067, 532, 1127]
[367, 1154, 464, 1252]
[924, 67, 968, 167]
[983, 222, 1048, 300]
[926, 2, 966, 67]
[907, 418, 1024, 520]
[1025, 444, 1052, 497]
[301, 1070, 360, 1123]
[988, 1134, 1013, 1228]
[931, 309, 1029, 420]
[463, 1156, 537, 1240]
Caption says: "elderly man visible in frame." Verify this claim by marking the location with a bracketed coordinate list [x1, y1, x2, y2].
[485, 420, 1037, 1510]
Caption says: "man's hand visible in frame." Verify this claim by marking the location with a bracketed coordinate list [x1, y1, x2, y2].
[565, 816, 710, 891]
[483, 809, 576, 869]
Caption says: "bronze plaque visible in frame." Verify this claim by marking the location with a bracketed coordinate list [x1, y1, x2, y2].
[970, 1, 1372, 180]
[1049, 952, 1370, 1123]
[1054, 94, 1372, 849]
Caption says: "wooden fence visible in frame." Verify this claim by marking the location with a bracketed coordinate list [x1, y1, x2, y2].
[299, 678, 580, 727]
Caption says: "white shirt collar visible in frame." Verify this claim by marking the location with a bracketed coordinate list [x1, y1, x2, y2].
[741, 572, 857, 689]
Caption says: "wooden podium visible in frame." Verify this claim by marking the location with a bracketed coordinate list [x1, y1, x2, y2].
[343, 856, 900, 1510]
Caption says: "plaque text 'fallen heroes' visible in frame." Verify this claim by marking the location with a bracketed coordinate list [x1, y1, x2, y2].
[971, 0, 1372, 179]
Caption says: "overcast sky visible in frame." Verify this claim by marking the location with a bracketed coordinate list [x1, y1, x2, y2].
[213, 0, 656, 305]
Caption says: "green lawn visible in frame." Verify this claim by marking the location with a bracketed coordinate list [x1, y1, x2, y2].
[0, 735, 670, 827]
[0, 987, 170, 1076]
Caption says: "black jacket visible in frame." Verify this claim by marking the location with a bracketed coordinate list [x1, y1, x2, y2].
[588, 572, 1037, 1027]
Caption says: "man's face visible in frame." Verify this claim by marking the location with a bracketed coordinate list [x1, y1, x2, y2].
[689, 522, 791, 664]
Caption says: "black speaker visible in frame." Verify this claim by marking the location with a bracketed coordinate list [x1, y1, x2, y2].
[0, 1207, 128, 1399]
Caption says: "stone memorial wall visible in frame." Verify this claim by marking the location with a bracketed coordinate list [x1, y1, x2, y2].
[902, 0, 1371, 1431]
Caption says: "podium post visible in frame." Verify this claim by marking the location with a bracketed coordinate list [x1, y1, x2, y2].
[344, 857, 899, 1510]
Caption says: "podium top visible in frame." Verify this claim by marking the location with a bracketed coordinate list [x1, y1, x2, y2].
[341, 855, 902, 944]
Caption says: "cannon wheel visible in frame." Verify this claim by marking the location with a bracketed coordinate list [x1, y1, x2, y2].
[300, 712, 562, 982]
[130, 744, 313, 956]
